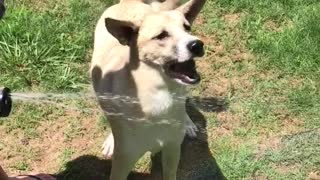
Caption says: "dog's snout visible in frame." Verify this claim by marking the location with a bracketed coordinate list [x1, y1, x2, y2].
[187, 40, 204, 57]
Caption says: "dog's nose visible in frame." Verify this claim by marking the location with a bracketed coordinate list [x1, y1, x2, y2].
[187, 40, 204, 57]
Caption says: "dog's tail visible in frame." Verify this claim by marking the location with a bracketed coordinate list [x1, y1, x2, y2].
[120, 0, 180, 11]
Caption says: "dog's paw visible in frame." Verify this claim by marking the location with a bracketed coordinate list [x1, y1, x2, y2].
[186, 119, 199, 137]
[102, 133, 114, 159]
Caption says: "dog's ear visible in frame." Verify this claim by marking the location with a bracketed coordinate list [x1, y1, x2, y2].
[177, 0, 206, 24]
[105, 18, 138, 46]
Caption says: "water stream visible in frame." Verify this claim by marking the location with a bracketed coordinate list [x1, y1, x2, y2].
[10, 92, 97, 111]
[8, 91, 224, 113]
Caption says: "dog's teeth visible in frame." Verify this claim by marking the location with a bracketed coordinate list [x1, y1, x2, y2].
[185, 75, 196, 82]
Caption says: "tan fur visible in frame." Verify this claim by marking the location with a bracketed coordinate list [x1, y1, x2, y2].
[91, 0, 206, 179]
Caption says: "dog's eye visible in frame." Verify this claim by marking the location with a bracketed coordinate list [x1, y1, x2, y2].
[183, 24, 191, 31]
[153, 31, 169, 40]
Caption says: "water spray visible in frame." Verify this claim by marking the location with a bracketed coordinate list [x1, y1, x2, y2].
[0, 85, 224, 118]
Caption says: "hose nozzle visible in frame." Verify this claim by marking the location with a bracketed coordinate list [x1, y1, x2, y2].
[0, 87, 12, 117]
[0, 0, 5, 20]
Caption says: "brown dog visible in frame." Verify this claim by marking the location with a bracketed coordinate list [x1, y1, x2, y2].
[91, 0, 206, 179]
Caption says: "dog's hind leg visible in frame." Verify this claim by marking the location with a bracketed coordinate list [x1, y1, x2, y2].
[161, 144, 181, 180]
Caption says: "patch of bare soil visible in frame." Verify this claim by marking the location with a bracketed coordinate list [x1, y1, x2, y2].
[309, 172, 320, 180]
[28, 118, 71, 173]
[263, 19, 294, 32]
[255, 136, 282, 159]
[24, 0, 52, 11]
[273, 164, 300, 174]
[264, 20, 283, 32]
[194, 15, 206, 26]
[215, 112, 241, 137]
[223, 13, 241, 27]
[0, 109, 106, 175]
[252, 175, 268, 180]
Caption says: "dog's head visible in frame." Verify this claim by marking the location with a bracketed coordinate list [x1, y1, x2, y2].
[105, 0, 206, 85]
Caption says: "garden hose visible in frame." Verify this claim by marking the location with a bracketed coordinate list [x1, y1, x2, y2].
[0, 0, 5, 19]
[0, 87, 12, 117]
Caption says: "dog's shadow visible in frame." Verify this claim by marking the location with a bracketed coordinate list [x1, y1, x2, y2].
[56, 97, 226, 180]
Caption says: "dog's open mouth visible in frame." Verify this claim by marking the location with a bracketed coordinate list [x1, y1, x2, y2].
[164, 60, 200, 85]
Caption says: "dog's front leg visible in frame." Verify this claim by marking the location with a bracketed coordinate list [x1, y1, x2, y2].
[185, 114, 198, 137]
[102, 133, 114, 158]
[110, 146, 141, 180]
[161, 144, 181, 180]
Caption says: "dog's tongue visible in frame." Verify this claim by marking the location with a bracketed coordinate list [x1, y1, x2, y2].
[169, 60, 200, 84]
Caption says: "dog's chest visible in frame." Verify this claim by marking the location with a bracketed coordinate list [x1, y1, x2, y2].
[146, 88, 173, 115]
[138, 85, 188, 118]
[132, 64, 185, 117]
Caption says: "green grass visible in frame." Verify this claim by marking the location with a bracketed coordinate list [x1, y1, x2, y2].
[59, 147, 76, 171]
[0, 0, 319, 179]
[199, 0, 320, 179]
[287, 81, 320, 128]
[261, 129, 320, 179]
[211, 137, 264, 179]
[1, 102, 64, 138]
[11, 161, 31, 171]
[0, 0, 109, 91]
[64, 118, 86, 142]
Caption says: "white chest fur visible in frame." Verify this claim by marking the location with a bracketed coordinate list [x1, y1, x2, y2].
[146, 88, 173, 116]
[132, 62, 183, 117]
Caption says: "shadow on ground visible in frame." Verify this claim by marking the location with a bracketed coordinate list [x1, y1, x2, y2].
[56, 97, 227, 180]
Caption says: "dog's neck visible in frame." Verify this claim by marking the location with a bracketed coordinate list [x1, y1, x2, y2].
[128, 35, 140, 70]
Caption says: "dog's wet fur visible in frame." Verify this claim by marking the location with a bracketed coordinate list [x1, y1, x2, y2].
[91, 0, 206, 179]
